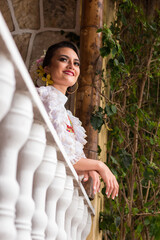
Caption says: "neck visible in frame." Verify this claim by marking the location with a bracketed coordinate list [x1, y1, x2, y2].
[52, 84, 67, 95]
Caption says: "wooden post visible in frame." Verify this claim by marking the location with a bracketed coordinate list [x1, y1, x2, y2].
[76, 0, 103, 197]
[76, 2, 103, 239]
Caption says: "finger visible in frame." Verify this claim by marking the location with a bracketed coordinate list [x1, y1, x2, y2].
[94, 179, 99, 194]
[92, 178, 97, 194]
[83, 172, 89, 182]
[116, 183, 119, 197]
[111, 186, 117, 200]
[97, 178, 101, 193]
[107, 181, 114, 198]
[105, 179, 110, 196]
[112, 179, 119, 198]
[114, 180, 119, 197]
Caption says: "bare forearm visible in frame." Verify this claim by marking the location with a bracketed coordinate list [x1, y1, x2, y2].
[73, 157, 101, 173]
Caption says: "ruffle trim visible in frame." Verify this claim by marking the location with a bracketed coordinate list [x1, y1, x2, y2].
[37, 86, 87, 164]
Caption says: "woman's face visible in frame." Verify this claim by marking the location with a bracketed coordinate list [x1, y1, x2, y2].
[45, 47, 80, 94]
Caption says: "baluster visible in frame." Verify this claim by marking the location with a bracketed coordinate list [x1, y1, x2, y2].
[81, 212, 92, 240]
[71, 196, 84, 240]
[65, 188, 79, 240]
[56, 175, 74, 240]
[0, 54, 15, 121]
[15, 123, 46, 240]
[0, 92, 33, 240]
[31, 144, 58, 240]
[45, 161, 66, 240]
[77, 205, 88, 240]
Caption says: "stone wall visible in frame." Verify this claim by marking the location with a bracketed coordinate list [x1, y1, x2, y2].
[0, 0, 80, 69]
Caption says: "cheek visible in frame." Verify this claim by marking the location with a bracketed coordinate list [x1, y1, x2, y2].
[76, 68, 80, 77]
[50, 66, 61, 76]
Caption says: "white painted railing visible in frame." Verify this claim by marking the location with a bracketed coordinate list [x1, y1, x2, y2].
[0, 12, 94, 240]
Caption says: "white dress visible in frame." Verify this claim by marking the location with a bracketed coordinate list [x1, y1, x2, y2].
[37, 86, 87, 164]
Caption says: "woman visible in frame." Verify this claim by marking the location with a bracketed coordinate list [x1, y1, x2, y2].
[31, 41, 119, 199]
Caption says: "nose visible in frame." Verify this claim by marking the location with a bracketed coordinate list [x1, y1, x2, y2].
[67, 60, 74, 69]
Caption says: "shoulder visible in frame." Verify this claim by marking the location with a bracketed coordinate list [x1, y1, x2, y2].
[37, 86, 54, 101]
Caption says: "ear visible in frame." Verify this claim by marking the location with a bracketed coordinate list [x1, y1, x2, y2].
[44, 66, 50, 74]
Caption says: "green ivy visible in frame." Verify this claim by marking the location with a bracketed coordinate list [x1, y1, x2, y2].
[91, 1, 160, 239]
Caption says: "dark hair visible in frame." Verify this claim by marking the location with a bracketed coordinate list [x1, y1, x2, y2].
[43, 41, 80, 68]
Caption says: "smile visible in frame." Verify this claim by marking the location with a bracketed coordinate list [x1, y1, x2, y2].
[63, 70, 74, 76]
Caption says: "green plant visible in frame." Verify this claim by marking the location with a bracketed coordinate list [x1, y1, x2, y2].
[91, 1, 160, 239]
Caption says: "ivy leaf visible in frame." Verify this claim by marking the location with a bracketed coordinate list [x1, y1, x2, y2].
[119, 149, 132, 169]
[110, 155, 119, 165]
[99, 221, 107, 230]
[111, 105, 117, 114]
[132, 208, 139, 216]
[136, 223, 143, 234]
[144, 201, 154, 208]
[144, 218, 150, 226]
[97, 28, 103, 33]
[91, 115, 104, 132]
[118, 53, 125, 63]
[104, 104, 117, 117]
[114, 58, 119, 66]
[126, 114, 135, 127]
[100, 46, 111, 57]
[150, 137, 154, 145]
[112, 47, 118, 57]
[97, 145, 102, 156]
[115, 216, 121, 227]
[144, 167, 154, 180]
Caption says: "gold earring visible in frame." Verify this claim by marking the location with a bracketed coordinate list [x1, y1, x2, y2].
[67, 82, 78, 94]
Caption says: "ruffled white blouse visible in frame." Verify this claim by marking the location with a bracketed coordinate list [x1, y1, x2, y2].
[37, 86, 87, 164]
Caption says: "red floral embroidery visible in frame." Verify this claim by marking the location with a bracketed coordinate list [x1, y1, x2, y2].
[66, 116, 75, 133]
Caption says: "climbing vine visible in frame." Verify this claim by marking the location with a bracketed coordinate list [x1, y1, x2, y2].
[91, 1, 160, 239]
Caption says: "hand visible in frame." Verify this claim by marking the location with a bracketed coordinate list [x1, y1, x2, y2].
[73, 157, 119, 199]
[83, 171, 101, 195]
[98, 162, 119, 199]
[75, 170, 86, 176]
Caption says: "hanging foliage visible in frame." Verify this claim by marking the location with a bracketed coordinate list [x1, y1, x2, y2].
[91, 0, 160, 239]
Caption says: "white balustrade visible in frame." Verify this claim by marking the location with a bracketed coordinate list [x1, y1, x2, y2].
[81, 212, 92, 240]
[71, 196, 85, 240]
[45, 161, 66, 240]
[0, 12, 95, 240]
[65, 188, 79, 240]
[31, 144, 59, 240]
[0, 93, 33, 240]
[15, 123, 46, 240]
[77, 205, 88, 240]
[56, 175, 74, 240]
[0, 54, 15, 121]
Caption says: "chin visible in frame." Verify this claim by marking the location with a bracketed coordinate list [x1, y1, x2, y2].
[66, 81, 77, 87]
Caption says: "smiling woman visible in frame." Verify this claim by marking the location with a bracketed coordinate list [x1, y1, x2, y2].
[43, 47, 80, 94]
[30, 41, 119, 199]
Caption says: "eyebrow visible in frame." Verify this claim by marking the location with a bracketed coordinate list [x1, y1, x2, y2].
[59, 54, 80, 62]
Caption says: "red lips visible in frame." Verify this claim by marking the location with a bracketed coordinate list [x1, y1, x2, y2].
[63, 70, 74, 76]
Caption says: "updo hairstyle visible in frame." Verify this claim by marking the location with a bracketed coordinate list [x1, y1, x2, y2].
[43, 41, 80, 68]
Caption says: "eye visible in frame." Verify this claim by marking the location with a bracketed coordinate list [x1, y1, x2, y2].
[59, 57, 67, 62]
[74, 61, 80, 67]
